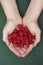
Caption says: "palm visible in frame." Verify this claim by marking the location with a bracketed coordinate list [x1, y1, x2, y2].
[3, 20, 22, 57]
[22, 21, 41, 57]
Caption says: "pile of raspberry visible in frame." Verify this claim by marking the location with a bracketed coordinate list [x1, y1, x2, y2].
[8, 24, 36, 48]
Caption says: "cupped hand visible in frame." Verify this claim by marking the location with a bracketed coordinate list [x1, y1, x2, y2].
[2, 0, 42, 58]
[21, 19, 41, 57]
[3, 19, 26, 57]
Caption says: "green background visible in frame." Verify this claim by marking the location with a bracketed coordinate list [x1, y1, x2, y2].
[0, 0, 43, 65]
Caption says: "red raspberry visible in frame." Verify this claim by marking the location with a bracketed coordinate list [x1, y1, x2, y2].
[8, 24, 36, 48]
[26, 40, 29, 48]
[15, 43, 19, 47]
[17, 24, 23, 30]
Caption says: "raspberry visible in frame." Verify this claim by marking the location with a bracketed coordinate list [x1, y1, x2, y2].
[26, 40, 29, 48]
[17, 24, 23, 30]
[8, 24, 36, 48]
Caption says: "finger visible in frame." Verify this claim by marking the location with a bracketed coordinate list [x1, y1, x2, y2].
[16, 45, 27, 55]
[9, 43, 21, 57]
[3, 30, 21, 57]
[3, 32, 21, 57]
[21, 44, 33, 57]
[3, 37, 21, 57]
[16, 47, 25, 55]
[13, 44, 26, 56]
[20, 45, 27, 53]
[21, 47, 26, 52]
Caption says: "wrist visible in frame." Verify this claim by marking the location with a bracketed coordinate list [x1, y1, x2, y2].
[23, 16, 37, 25]
[7, 16, 22, 24]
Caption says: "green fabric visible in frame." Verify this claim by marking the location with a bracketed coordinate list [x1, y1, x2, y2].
[0, 0, 43, 65]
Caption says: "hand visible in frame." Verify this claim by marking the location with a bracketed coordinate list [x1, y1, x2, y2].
[3, 19, 26, 57]
[1, 0, 26, 57]
[21, 0, 42, 57]
[2, 0, 42, 57]
[21, 19, 41, 57]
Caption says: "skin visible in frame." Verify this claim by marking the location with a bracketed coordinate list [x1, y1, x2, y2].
[22, 0, 43, 57]
[0, 0, 26, 57]
[0, 0, 43, 57]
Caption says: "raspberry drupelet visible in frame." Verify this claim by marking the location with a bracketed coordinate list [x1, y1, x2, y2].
[8, 24, 36, 48]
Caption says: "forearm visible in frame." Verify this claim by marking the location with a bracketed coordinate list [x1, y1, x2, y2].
[0, 0, 20, 21]
[24, 0, 43, 21]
